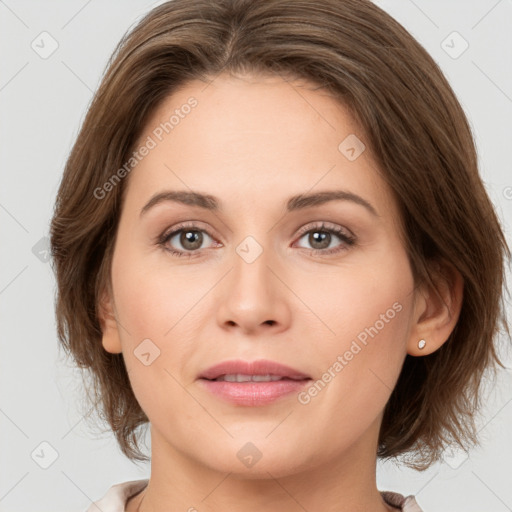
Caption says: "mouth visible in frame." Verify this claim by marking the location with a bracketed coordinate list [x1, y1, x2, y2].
[198, 358, 311, 381]
[197, 359, 312, 406]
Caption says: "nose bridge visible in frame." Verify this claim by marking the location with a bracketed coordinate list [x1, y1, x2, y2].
[231, 232, 276, 302]
[228, 206, 277, 283]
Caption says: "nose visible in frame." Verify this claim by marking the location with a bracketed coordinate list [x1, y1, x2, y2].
[215, 244, 292, 335]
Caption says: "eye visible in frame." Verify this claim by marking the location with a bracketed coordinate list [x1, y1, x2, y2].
[293, 222, 356, 256]
[157, 222, 219, 258]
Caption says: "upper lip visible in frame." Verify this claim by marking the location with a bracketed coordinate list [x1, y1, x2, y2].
[198, 359, 311, 381]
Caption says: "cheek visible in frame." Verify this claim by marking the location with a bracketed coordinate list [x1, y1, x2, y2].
[110, 241, 226, 403]
[110, 254, 200, 420]
[314, 250, 414, 413]
[317, 251, 413, 346]
[112, 243, 203, 342]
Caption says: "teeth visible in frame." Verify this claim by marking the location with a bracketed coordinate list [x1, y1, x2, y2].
[215, 374, 284, 382]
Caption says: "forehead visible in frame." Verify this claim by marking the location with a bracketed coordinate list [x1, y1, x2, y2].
[123, 72, 398, 224]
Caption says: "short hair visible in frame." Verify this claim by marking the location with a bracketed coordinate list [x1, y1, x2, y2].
[49, 0, 510, 469]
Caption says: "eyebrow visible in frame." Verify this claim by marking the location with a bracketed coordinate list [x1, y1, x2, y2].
[140, 189, 378, 217]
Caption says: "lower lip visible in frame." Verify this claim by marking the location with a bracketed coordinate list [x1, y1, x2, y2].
[198, 378, 311, 406]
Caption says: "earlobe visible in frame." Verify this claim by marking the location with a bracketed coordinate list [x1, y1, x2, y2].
[407, 260, 464, 357]
[98, 288, 123, 354]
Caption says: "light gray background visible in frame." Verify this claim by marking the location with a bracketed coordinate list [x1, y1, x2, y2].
[1, 1, 511, 511]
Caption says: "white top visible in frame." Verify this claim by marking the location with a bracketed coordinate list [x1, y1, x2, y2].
[85, 479, 424, 511]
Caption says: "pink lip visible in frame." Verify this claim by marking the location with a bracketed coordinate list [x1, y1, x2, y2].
[197, 359, 312, 407]
[198, 359, 311, 380]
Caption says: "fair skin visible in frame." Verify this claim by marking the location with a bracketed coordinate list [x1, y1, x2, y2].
[99, 72, 463, 512]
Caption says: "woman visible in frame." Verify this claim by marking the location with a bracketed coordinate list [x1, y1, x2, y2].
[49, 0, 510, 511]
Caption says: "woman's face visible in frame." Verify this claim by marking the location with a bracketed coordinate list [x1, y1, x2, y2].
[102, 72, 420, 477]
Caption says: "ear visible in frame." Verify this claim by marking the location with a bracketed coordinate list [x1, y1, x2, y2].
[407, 259, 464, 356]
[97, 287, 123, 354]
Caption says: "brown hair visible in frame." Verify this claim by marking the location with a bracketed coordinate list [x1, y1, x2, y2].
[49, 0, 510, 469]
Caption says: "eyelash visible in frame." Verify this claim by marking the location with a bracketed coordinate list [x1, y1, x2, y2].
[156, 221, 356, 258]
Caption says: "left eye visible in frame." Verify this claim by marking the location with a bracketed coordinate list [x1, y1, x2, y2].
[293, 225, 355, 254]
[161, 228, 215, 255]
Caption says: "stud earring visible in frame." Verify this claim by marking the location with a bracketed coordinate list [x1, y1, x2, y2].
[418, 339, 426, 350]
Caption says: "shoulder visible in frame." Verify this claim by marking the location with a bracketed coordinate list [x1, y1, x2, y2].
[85, 479, 149, 512]
[381, 490, 425, 512]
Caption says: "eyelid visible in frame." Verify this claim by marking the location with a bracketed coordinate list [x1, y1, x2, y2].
[295, 220, 354, 239]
